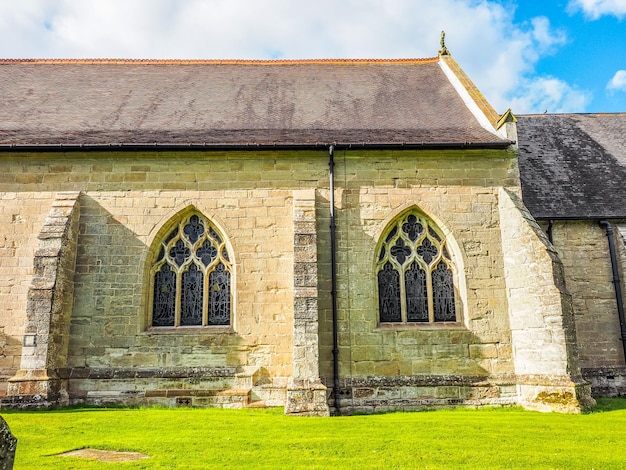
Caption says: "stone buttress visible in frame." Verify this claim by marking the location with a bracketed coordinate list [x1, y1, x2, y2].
[5, 192, 81, 407]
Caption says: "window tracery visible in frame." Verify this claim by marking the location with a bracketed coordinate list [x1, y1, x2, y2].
[151, 213, 232, 327]
[376, 212, 456, 323]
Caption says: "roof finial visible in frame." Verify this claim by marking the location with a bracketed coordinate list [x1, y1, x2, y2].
[439, 31, 449, 56]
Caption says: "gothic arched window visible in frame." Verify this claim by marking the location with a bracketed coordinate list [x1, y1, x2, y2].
[151, 213, 232, 327]
[376, 212, 456, 323]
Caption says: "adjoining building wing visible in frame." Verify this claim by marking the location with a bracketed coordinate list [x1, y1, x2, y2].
[517, 113, 626, 220]
[517, 113, 626, 397]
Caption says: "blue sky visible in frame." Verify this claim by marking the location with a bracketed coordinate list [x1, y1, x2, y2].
[1, 0, 625, 114]
[510, 0, 626, 112]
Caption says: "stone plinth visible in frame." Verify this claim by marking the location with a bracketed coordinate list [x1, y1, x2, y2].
[286, 379, 329, 416]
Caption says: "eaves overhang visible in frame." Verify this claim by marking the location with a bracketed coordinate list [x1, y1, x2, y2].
[532, 215, 626, 221]
[0, 140, 515, 152]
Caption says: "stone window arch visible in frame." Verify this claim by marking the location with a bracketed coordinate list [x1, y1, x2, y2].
[376, 211, 457, 323]
[150, 212, 232, 327]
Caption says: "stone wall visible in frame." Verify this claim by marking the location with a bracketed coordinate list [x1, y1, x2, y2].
[0, 147, 597, 412]
[317, 149, 532, 412]
[1, 150, 325, 406]
[547, 220, 626, 395]
[285, 189, 328, 415]
[0, 191, 52, 396]
[6, 191, 81, 406]
[498, 190, 593, 412]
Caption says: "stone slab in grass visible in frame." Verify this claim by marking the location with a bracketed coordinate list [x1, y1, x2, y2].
[59, 448, 149, 462]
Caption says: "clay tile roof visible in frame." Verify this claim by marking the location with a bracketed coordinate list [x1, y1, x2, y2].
[517, 113, 626, 219]
[0, 57, 509, 148]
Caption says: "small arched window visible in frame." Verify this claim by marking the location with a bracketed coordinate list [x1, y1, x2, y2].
[151, 213, 232, 327]
[376, 212, 456, 323]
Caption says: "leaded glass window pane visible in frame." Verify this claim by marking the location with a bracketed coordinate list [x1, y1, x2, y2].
[197, 239, 217, 267]
[156, 246, 165, 263]
[377, 211, 457, 324]
[184, 215, 205, 243]
[378, 246, 386, 262]
[390, 238, 411, 265]
[428, 226, 441, 241]
[417, 238, 438, 265]
[402, 214, 423, 242]
[209, 227, 222, 244]
[433, 262, 456, 322]
[153, 265, 176, 326]
[164, 228, 178, 245]
[181, 264, 203, 326]
[170, 239, 191, 267]
[378, 262, 401, 322]
[209, 263, 231, 325]
[151, 213, 232, 328]
[385, 226, 398, 243]
[405, 262, 428, 322]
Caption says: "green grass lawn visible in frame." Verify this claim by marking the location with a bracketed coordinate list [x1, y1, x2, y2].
[3, 398, 626, 469]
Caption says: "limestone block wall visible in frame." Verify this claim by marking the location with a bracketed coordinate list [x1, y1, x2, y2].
[285, 189, 329, 415]
[618, 225, 626, 359]
[6, 191, 81, 405]
[498, 190, 592, 412]
[548, 220, 626, 395]
[0, 191, 54, 395]
[0, 147, 593, 412]
[0, 150, 330, 406]
[316, 149, 525, 412]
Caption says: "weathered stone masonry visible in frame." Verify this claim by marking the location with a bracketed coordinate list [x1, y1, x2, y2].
[6, 191, 80, 406]
[498, 189, 593, 412]
[0, 147, 605, 414]
[286, 189, 328, 415]
[546, 221, 626, 396]
[2, 57, 623, 414]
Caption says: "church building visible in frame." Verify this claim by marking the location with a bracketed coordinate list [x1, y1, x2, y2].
[0, 44, 624, 415]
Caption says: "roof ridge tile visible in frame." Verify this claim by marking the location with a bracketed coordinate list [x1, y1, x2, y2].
[0, 57, 440, 65]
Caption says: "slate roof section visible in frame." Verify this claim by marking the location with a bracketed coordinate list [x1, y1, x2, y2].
[517, 113, 626, 219]
[0, 58, 508, 148]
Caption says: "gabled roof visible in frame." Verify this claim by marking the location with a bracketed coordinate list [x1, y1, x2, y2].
[517, 113, 626, 219]
[0, 57, 510, 150]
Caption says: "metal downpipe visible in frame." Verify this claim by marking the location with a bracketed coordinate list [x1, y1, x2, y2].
[546, 219, 554, 244]
[329, 145, 340, 414]
[599, 220, 626, 363]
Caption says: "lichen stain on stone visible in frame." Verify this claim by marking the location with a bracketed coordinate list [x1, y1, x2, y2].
[535, 391, 575, 405]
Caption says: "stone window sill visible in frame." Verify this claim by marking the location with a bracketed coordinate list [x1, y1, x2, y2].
[377, 322, 466, 330]
[144, 326, 234, 335]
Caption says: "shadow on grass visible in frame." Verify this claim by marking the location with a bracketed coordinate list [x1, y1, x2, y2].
[0, 403, 146, 414]
[589, 397, 626, 413]
[4, 398, 626, 415]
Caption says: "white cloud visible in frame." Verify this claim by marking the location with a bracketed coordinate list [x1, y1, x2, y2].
[0, 0, 585, 113]
[530, 16, 567, 52]
[509, 77, 591, 113]
[568, 0, 626, 19]
[607, 70, 626, 91]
